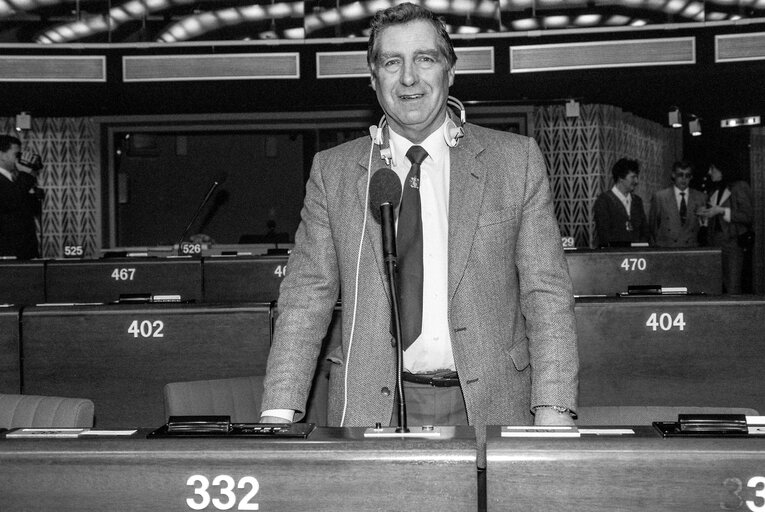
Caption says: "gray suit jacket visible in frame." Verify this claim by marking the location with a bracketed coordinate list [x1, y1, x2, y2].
[261, 123, 579, 428]
[649, 186, 706, 247]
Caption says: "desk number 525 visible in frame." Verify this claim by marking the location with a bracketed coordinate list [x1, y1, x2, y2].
[186, 474, 259, 510]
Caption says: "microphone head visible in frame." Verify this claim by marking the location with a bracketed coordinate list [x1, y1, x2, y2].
[214, 172, 228, 186]
[369, 168, 402, 224]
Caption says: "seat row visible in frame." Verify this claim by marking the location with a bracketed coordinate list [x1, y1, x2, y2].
[0, 246, 722, 305]
[2, 294, 762, 428]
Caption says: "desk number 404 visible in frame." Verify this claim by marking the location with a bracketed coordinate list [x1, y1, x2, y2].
[186, 475, 259, 511]
[645, 312, 685, 331]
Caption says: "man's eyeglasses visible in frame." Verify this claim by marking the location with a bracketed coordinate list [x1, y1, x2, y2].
[675, 172, 692, 178]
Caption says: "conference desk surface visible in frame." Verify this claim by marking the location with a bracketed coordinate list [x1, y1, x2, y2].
[486, 426, 765, 512]
[576, 295, 765, 413]
[0, 426, 477, 512]
[566, 247, 722, 296]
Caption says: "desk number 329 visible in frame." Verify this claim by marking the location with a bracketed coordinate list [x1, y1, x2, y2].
[186, 474, 259, 510]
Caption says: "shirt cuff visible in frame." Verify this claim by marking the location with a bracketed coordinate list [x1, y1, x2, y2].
[260, 409, 295, 422]
[723, 207, 731, 223]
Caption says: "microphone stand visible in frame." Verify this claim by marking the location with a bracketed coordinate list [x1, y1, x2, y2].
[176, 180, 222, 255]
[380, 203, 408, 433]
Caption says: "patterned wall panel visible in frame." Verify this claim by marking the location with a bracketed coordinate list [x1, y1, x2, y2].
[533, 103, 680, 248]
[750, 128, 765, 294]
[0, 117, 99, 258]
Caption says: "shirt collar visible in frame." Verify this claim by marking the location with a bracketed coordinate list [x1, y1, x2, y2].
[611, 185, 630, 202]
[388, 117, 451, 169]
[0, 166, 13, 182]
[673, 185, 688, 197]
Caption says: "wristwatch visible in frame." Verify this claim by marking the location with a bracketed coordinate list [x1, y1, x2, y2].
[532, 405, 573, 416]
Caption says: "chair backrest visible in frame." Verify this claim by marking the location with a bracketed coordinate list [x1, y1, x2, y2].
[0, 394, 95, 429]
[576, 405, 760, 426]
[163, 376, 264, 423]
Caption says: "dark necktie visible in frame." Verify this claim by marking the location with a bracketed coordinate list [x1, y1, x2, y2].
[679, 191, 687, 225]
[397, 145, 428, 351]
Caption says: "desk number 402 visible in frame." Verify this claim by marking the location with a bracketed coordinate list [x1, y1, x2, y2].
[645, 312, 685, 331]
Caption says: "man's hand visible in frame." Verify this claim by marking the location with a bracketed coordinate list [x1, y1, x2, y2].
[259, 416, 292, 424]
[534, 408, 575, 426]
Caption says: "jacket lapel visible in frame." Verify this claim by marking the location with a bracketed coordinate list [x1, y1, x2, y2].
[448, 133, 486, 301]
[356, 151, 389, 299]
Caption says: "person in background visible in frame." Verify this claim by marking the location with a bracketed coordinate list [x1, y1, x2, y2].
[593, 157, 649, 247]
[260, 2, 578, 434]
[0, 135, 43, 259]
[698, 158, 754, 293]
[648, 160, 706, 247]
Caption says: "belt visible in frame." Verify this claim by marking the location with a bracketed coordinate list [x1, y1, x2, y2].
[402, 371, 460, 387]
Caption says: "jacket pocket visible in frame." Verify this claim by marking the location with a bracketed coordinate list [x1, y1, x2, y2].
[477, 206, 517, 228]
[509, 340, 530, 371]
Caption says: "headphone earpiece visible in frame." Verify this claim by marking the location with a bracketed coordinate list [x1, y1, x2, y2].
[445, 118, 464, 148]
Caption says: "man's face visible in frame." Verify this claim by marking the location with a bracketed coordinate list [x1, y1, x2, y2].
[370, 20, 455, 143]
[708, 165, 723, 182]
[672, 167, 692, 191]
[619, 171, 639, 194]
[0, 144, 20, 171]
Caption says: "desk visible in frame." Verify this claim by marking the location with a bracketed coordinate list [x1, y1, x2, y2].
[0, 427, 477, 512]
[203, 255, 288, 302]
[0, 260, 45, 304]
[566, 248, 722, 296]
[45, 258, 203, 303]
[486, 426, 765, 511]
[0, 306, 20, 393]
[576, 296, 765, 413]
[21, 303, 272, 427]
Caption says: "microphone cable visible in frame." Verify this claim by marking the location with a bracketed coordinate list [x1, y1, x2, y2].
[339, 136, 376, 427]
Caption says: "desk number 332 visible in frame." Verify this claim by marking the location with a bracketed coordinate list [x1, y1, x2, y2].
[186, 474, 259, 510]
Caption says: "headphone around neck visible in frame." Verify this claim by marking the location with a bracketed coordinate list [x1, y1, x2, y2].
[368, 96, 466, 166]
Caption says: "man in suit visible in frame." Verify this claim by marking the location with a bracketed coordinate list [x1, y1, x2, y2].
[648, 160, 706, 247]
[698, 160, 754, 293]
[593, 158, 649, 247]
[0, 135, 42, 259]
[260, 3, 578, 431]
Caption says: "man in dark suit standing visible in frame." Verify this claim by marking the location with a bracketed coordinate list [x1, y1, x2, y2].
[0, 135, 42, 259]
[648, 160, 706, 247]
[260, 3, 578, 431]
[593, 158, 649, 247]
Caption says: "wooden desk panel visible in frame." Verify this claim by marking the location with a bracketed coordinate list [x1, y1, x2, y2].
[576, 296, 765, 413]
[203, 255, 288, 302]
[487, 427, 765, 512]
[45, 258, 203, 303]
[0, 306, 20, 393]
[0, 260, 45, 304]
[0, 427, 477, 512]
[566, 248, 722, 296]
[21, 303, 272, 427]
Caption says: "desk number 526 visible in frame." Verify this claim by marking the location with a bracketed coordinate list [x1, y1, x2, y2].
[186, 474, 259, 510]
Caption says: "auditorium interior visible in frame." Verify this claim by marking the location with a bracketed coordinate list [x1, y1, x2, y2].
[1, 0, 765, 510]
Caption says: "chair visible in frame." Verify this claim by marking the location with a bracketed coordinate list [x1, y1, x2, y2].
[0, 394, 95, 429]
[164, 374, 329, 425]
[163, 376, 265, 423]
[576, 405, 759, 426]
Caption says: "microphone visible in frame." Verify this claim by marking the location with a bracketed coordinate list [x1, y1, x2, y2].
[368, 167, 408, 432]
[369, 168, 402, 266]
[176, 173, 228, 254]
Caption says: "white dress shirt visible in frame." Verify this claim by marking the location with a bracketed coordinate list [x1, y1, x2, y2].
[611, 185, 631, 216]
[388, 119, 454, 373]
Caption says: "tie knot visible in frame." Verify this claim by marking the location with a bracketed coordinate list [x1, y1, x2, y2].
[406, 145, 428, 166]
[680, 191, 685, 197]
